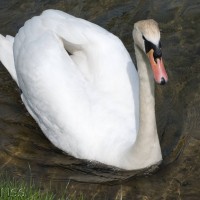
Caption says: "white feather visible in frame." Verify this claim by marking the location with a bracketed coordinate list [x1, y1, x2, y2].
[0, 10, 163, 170]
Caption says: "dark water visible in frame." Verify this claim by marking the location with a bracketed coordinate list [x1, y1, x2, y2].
[0, 0, 200, 199]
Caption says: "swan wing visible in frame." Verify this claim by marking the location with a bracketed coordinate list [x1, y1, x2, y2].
[13, 10, 139, 162]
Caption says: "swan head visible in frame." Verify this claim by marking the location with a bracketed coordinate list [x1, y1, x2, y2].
[133, 19, 168, 85]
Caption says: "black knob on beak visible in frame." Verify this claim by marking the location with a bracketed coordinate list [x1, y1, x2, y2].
[153, 48, 162, 60]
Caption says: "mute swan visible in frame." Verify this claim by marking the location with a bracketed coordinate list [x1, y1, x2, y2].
[0, 9, 168, 170]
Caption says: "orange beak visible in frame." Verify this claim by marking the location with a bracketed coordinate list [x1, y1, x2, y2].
[147, 49, 168, 85]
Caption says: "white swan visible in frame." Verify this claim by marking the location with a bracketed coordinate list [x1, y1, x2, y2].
[0, 9, 168, 170]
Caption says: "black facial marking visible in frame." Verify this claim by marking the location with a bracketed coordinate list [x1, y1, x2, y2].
[142, 35, 152, 54]
[159, 41, 161, 48]
[142, 35, 162, 60]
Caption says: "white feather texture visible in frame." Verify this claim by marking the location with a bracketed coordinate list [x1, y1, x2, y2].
[0, 9, 163, 170]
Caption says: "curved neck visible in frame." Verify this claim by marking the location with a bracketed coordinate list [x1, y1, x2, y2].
[135, 45, 156, 142]
[129, 45, 161, 169]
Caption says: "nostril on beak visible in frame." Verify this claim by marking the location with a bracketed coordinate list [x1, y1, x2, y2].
[160, 77, 166, 85]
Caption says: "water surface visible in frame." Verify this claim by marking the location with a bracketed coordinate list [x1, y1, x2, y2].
[0, 0, 200, 199]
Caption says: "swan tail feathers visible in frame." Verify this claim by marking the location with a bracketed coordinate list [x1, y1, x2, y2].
[0, 34, 18, 85]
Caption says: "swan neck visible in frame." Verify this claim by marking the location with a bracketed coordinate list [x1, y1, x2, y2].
[134, 44, 158, 149]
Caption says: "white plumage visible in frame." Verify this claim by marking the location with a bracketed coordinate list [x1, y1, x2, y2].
[0, 10, 167, 170]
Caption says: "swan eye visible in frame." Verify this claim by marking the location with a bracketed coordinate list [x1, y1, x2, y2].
[142, 35, 152, 53]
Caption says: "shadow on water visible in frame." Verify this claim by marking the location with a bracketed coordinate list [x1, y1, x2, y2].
[0, 0, 200, 198]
